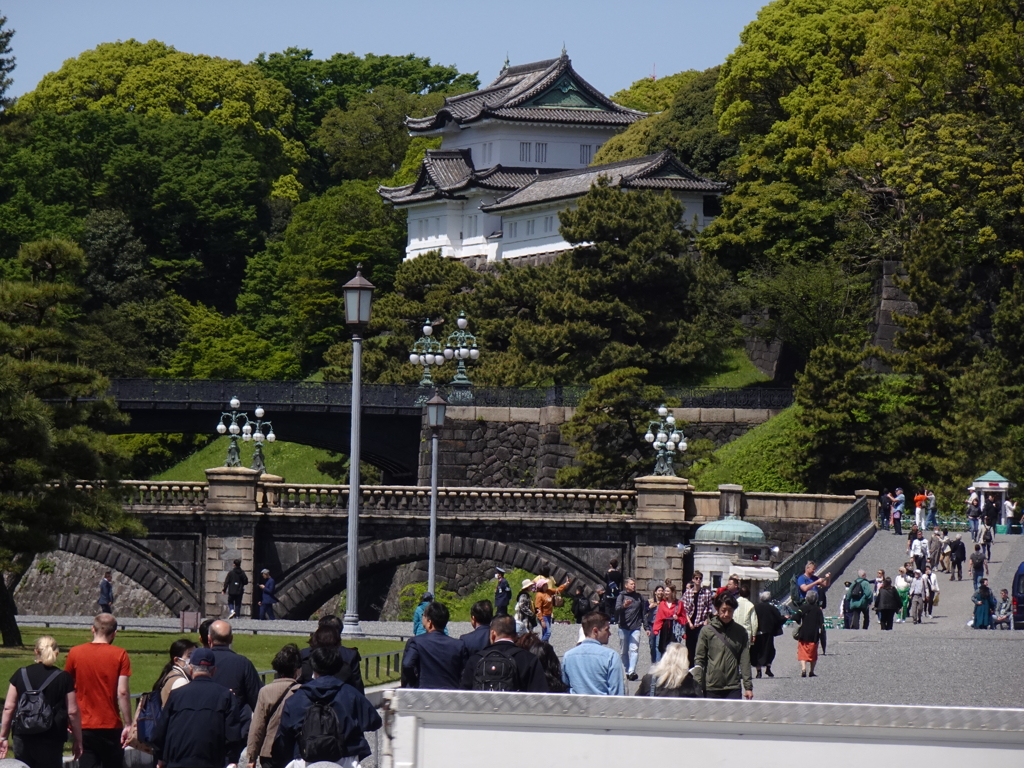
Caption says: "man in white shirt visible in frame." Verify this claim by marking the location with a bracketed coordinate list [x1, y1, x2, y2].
[909, 570, 927, 624]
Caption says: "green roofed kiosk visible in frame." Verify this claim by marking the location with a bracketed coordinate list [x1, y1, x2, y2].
[971, 471, 1017, 528]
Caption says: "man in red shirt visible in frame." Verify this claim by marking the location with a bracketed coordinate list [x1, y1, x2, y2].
[65, 614, 132, 768]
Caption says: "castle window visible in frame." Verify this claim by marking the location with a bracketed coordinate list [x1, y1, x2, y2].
[526, 219, 535, 235]
[543, 216, 555, 233]
[507, 221, 518, 238]
[520, 142, 532, 163]
[535, 143, 547, 163]
[580, 144, 593, 164]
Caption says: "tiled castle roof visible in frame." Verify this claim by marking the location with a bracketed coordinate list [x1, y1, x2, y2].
[406, 54, 647, 132]
[378, 149, 565, 205]
[480, 151, 727, 213]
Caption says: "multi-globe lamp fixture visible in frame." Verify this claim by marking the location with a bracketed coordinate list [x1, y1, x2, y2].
[644, 404, 687, 477]
[215, 397, 276, 472]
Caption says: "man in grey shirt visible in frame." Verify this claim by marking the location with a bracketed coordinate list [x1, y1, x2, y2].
[614, 578, 649, 682]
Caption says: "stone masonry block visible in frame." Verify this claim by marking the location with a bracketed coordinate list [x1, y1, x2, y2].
[699, 408, 735, 422]
[733, 409, 771, 424]
[508, 408, 540, 423]
[476, 407, 510, 422]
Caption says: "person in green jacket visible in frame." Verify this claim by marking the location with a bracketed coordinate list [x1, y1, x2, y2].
[693, 592, 753, 700]
[848, 570, 875, 629]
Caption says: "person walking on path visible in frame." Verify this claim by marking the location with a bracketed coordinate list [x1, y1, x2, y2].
[652, 585, 687, 662]
[751, 591, 784, 679]
[207, 620, 262, 762]
[222, 560, 248, 620]
[683, 571, 715, 669]
[879, 488, 892, 531]
[979, 520, 994, 560]
[151, 648, 239, 768]
[968, 543, 989, 591]
[534, 574, 572, 643]
[401, 602, 467, 690]
[949, 534, 967, 581]
[913, 491, 927, 531]
[645, 586, 665, 663]
[513, 582, 536, 636]
[928, 529, 943, 571]
[734, 586, 759, 645]
[635, 642, 700, 698]
[894, 568, 911, 623]
[796, 561, 831, 607]
[1002, 497, 1017, 527]
[972, 579, 997, 629]
[614, 578, 648, 682]
[926, 490, 938, 530]
[792, 590, 825, 677]
[0, 636, 82, 768]
[847, 570, 874, 630]
[493, 568, 512, 617]
[910, 531, 929, 575]
[258, 568, 278, 621]
[561, 612, 625, 696]
[924, 566, 940, 617]
[412, 592, 437, 636]
[604, 559, 624, 618]
[909, 569, 927, 624]
[246, 644, 302, 768]
[967, 496, 982, 542]
[461, 616, 548, 692]
[459, 601, 494, 656]
[693, 592, 753, 699]
[64, 614, 132, 768]
[277, 646, 382, 768]
[97, 572, 114, 615]
[892, 488, 905, 535]
[876, 578, 901, 630]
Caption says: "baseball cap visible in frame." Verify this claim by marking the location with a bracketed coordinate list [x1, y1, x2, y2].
[190, 648, 216, 667]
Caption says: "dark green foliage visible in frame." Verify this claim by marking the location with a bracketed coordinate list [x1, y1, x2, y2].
[0, 14, 14, 113]
[742, 257, 872, 366]
[557, 368, 666, 489]
[111, 434, 214, 480]
[0, 239, 142, 645]
[512, 180, 734, 385]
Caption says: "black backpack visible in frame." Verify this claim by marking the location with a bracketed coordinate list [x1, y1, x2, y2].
[13, 668, 61, 735]
[850, 581, 865, 603]
[299, 693, 343, 763]
[472, 649, 520, 692]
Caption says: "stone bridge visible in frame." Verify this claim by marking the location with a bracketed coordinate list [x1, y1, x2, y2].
[106, 379, 795, 486]
[21, 471, 872, 621]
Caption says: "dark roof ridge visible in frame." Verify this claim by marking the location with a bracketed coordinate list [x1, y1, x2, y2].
[493, 57, 562, 82]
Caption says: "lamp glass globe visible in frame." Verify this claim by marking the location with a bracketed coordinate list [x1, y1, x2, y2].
[657, 405, 668, 417]
[267, 432, 276, 442]
[230, 398, 240, 410]
[216, 423, 227, 434]
[458, 316, 468, 330]
[229, 424, 240, 435]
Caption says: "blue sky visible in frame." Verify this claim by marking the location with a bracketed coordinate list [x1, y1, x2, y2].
[3, 0, 769, 99]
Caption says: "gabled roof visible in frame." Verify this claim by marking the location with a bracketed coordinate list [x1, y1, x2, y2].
[480, 151, 727, 213]
[406, 54, 647, 133]
[378, 149, 565, 206]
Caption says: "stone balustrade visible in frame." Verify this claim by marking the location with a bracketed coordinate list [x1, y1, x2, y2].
[120, 480, 209, 509]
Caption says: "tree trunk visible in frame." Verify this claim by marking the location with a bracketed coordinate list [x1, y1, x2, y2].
[0, 575, 23, 646]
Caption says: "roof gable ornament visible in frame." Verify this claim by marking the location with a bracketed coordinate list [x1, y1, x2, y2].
[526, 74, 600, 109]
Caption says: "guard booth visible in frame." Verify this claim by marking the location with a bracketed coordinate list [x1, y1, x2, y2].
[972, 471, 1017, 531]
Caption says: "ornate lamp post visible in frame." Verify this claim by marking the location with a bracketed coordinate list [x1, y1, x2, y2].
[425, 393, 447, 595]
[341, 265, 375, 638]
[644, 404, 687, 476]
[408, 319, 444, 404]
[215, 399, 277, 472]
[442, 311, 480, 403]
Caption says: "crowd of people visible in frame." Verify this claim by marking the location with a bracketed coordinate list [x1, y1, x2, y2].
[0, 614, 379, 768]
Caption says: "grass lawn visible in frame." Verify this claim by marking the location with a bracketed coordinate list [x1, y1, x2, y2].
[0, 628, 405, 691]
[151, 438, 342, 484]
[697, 346, 770, 389]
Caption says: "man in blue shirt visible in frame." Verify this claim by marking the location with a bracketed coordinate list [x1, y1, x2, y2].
[561, 611, 625, 695]
[892, 487, 905, 536]
[795, 561, 831, 607]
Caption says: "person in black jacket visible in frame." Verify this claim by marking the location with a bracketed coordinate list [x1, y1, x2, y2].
[298, 617, 363, 692]
[493, 569, 512, 616]
[222, 560, 249, 620]
[401, 602, 467, 689]
[460, 616, 548, 692]
[152, 648, 240, 768]
[208, 620, 262, 761]
[751, 591, 785, 678]
[459, 601, 494, 655]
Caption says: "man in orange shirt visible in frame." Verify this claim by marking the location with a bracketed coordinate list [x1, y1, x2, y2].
[65, 614, 132, 768]
[913, 491, 928, 530]
[533, 575, 573, 642]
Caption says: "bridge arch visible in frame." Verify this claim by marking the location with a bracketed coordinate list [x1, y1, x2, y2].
[276, 536, 606, 620]
[56, 533, 201, 615]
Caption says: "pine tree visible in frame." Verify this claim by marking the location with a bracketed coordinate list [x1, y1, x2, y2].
[0, 15, 14, 113]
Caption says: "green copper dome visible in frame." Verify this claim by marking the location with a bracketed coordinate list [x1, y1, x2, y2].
[693, 516, 767, 545]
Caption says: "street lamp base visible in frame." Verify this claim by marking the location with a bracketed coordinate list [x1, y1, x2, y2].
[341, 615, 365, 638]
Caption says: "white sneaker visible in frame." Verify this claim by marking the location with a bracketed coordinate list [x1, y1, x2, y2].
[228, 611, 236, 619]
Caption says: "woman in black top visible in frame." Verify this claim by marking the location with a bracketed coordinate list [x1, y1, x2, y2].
[635, 642, 700, 698]
[0, 636, 82, 768]
[515, 633, 568, 693]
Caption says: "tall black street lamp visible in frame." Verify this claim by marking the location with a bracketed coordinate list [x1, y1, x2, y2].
[216, 398, 276, 471]
[408, 319, 444, 404]
[443, 311, 480, 403]
[342, 265, 375, 638]
[425, 393, 447, 595]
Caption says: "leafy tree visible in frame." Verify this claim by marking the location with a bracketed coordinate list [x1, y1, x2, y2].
[321, 250, 481, 384]
[506, 180, 735, 385]
[79, 209, 162, 309]
[611, 70, 699, 113]
[598, 67, 738, 179]
[315, 87, 444, 180]
[0, 239, 140, 645]
[556, 368, 666, 489]
[742, 257, 872, 367]
[0, 14, 13, 113]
